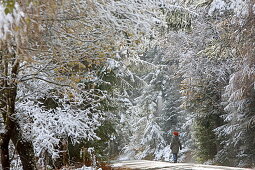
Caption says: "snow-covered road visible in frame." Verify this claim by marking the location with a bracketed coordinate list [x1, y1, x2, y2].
[111, 160, 253, 170]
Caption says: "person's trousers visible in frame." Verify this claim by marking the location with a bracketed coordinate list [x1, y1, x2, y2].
[173, 153, 178, 163]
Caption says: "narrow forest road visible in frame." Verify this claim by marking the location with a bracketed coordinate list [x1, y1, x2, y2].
[111, 160, 254, 170]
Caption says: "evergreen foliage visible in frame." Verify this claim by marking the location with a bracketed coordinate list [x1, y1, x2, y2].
[0, 0, 255, 169]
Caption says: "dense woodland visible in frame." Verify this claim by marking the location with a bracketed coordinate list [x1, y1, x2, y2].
[0, 0, 254, 169]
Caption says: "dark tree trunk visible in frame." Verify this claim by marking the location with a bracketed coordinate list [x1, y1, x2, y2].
[0, 58, 36, 170]
[11, 120, 36, 170]
[1, 118, 36, 170]
[0, 133, 11, 170]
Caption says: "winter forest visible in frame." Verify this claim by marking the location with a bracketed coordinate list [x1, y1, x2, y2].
[0, 0, 254, 169]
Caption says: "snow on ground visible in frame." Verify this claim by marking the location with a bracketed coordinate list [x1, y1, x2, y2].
[74, 166, 101, 170]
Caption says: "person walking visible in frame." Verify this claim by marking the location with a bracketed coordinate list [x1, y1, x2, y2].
[170, 131, 182, 163]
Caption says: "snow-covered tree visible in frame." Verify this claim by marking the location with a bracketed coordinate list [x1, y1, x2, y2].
[206, 0, 255, 167]
[0, 0, 169, 169]
[114, 0, 200, 162]
[1, 0, 254, 169]
[178, 0, 255, 167]
[0, 1, 36, 169]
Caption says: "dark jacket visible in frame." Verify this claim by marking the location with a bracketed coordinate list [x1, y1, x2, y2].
[170, 135, 182, 154]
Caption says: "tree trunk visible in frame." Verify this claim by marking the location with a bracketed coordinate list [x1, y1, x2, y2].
[1, 118, 36, 170]
[0, 133, 11, 170]
[0, 58, 36, 170]
[11, 119, 36, 170]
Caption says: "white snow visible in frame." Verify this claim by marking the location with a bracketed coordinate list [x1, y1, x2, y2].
[0, 2, 24, 39]
[208, 0, 250, 20]
[208, 0, 226, 15]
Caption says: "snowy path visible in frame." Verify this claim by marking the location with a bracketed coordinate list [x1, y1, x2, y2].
[111, 160, 253, 170]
